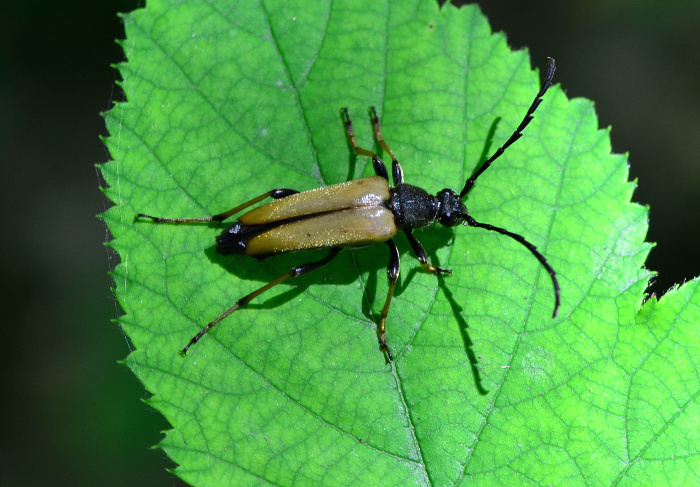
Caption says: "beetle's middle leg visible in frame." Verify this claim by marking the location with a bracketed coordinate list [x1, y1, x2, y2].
[404, 229, 452, 275]
[377, 239, 401, 361]
[180, 247, 342, 356]
[341, 107, 390, 181]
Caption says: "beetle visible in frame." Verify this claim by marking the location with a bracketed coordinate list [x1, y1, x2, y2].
[137, 58, 560, 361]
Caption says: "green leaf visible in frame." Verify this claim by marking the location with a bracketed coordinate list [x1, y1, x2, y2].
[101, 0, 700, 485]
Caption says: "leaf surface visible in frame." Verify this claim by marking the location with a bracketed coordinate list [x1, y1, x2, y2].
[101, 1, 700, 485]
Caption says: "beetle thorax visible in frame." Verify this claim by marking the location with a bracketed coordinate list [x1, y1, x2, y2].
[387, 183, 439, 230]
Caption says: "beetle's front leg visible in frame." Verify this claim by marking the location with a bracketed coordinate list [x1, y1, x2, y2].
[369, 107, 404, 185]
[404, 229, 452, 275]
[341, 107, 390, 181]
[378, 239, 400, 361]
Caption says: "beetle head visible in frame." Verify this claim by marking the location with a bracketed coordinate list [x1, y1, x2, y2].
[435, 188, 467, 227]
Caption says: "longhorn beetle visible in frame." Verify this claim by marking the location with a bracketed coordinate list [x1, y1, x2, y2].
[137, 58, 560, 361]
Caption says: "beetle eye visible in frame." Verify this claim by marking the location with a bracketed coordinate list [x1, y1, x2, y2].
[438, 212, 460, 227]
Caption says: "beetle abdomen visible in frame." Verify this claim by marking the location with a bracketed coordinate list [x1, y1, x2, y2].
[216, 221, 276, 255]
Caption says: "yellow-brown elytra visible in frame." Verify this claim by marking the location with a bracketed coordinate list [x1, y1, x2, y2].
[137, 58, 560, 361]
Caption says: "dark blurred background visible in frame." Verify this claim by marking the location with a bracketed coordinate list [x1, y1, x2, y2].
[1, 1, 697, 485]
[474, 0, 700, 297]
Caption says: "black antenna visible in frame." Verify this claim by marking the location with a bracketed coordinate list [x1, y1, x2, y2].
[460, 57, 556, 199]
[464, 215, 560, 317]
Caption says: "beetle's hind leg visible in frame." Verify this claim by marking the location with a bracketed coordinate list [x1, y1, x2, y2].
[136, 188, 299, 224]
[341, 108, 390, 181]
[180, 247, 342, 356]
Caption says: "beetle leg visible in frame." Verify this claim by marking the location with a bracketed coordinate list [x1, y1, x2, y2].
[208, 188, 300, 222]
[369, 107, 404, 185]
[404, 229, 452, 275]
[341, 107, 390, 181]
[377, 239, 400, 361]
[136, 188, 299, 224]
[180, 247, 342, 356]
